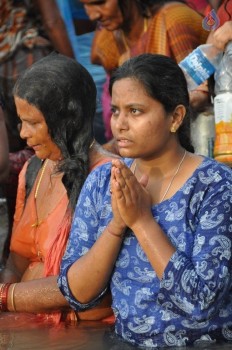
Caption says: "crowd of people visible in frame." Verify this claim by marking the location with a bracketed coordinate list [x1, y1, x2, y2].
[0, 0, 232, 348]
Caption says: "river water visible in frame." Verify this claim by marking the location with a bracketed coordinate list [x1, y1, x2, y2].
[0, 313, 231, 350]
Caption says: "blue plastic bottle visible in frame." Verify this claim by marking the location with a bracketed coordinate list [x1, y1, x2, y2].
[179, 44, 223, 91]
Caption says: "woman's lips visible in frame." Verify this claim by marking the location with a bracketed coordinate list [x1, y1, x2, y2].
[117, 139, 133, 148]
[30, 144, 41, 151]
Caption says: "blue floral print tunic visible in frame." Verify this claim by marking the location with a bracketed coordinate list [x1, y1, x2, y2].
[58, 157, 232, 348]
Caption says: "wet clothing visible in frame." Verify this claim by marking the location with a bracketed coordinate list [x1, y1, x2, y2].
[10, 156, 112, 323]
[59, 157, 232, 347]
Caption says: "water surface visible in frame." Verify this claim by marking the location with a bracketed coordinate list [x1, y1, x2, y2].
[0, 313, 231, 350]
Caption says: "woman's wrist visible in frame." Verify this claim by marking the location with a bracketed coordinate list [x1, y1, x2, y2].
[107, 221, 126, 239]
[107, 226, 124, 238]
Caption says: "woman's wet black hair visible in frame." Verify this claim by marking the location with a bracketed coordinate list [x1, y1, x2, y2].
[109, 53, 194, 153]
[13, 52, 97, 211]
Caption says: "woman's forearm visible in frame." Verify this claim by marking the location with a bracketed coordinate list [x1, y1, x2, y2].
[36, 0, 75, 58]
[4, 276, 113, 320]
[6, 276, 68, 313]
[67, 222, 124, 304]
[132, 217, 176, 280]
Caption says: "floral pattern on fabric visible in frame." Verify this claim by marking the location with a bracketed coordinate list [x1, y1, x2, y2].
[58, 157, 232, 348]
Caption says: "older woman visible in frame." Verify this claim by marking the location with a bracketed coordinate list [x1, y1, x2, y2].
[0, 53, 115, 324]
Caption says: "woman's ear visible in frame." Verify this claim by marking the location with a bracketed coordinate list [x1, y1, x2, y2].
[170, 105, 186, 133]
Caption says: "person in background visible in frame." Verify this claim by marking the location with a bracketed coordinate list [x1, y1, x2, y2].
[56, 0, 107, 145]
[58, 53, 232, 348]
[80, 0, 209, 142]
[0, 53, 114, 325]
[190, 0, 232, 108]
[207, 0, 232, 49]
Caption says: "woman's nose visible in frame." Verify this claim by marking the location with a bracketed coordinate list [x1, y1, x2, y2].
[19, 122, 31, 139]
[115, 112, 129, 130]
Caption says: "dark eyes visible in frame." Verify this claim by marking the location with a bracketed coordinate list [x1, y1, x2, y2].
[131, 108, 139, 114]
[111, 107, 117, 114]
[111, 108, 141, 116]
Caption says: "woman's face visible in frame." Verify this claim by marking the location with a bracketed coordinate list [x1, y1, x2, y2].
[110, 78, 174, 160]
[15, 96, 62, 161]
[80, 0, 123, 31]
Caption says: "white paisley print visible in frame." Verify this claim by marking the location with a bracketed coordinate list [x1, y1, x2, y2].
[58, 157, 232, 348]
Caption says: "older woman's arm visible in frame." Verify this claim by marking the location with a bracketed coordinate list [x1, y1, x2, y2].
[35, 0, 75, 58]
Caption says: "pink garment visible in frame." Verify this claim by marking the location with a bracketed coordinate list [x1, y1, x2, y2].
[185, 0, 210, 15]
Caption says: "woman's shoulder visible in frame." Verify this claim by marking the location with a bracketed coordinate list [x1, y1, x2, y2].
[200, 156, 232, 172]
[193, 156, 232, 184]
[154, 2, 203, 15]
[151, 1, 206, 26]
[90, 143, 121, 171]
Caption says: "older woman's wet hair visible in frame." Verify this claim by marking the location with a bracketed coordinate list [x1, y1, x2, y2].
[109, 53, 194, 153]
[13, 52, 97, 210]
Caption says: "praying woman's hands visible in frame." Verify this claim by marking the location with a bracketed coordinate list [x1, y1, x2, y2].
[109, 162, 127, 237]
[111, 159, 151, 231]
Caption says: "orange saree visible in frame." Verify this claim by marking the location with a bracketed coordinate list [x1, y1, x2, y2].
[9, 156, 113, 323]
[92, 2, 209, 73]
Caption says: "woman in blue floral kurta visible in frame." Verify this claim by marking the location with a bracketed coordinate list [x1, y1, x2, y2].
[58, 54, 232, 348]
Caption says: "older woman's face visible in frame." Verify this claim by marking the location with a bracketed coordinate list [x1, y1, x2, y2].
[14, 96, 62, 161]
[80, 0, 123, 31]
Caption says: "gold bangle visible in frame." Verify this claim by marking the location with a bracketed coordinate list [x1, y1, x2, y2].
[10, 283, 17, 312]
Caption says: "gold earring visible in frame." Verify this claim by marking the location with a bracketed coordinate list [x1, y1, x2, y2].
[170, 126, 176, 133]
